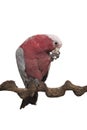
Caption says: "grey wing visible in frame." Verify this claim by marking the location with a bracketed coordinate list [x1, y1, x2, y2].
[16, 47, 29, 87]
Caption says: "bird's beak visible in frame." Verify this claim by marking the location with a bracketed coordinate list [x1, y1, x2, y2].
[57, 43, 62, 48]
[50, 44, 62, 60]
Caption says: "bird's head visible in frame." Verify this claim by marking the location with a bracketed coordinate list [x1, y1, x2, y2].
[47, 34, 62, 60]
[26, 34, 62, 60]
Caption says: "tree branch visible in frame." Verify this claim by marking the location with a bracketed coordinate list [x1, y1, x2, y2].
[0, 80, 87, 101]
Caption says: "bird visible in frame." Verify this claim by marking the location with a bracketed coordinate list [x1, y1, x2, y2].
[16, 34, 62, 109]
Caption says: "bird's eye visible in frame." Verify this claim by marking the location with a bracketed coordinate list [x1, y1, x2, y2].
[55, 42, 58, 45]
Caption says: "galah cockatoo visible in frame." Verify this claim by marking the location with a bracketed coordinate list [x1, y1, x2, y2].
[16, 34, 62, 109]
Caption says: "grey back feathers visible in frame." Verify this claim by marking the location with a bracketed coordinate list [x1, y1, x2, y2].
[16, 47, 38, 108]
[16, 47, 29, 87]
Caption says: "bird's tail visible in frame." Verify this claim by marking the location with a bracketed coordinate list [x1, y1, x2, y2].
[20, 92, 38, 109]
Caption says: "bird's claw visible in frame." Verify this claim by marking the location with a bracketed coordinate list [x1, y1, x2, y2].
[33, 79, 40, 87]
[25, 78, 40, 88]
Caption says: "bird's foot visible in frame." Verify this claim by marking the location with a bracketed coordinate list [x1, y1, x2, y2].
[33, 79, 40, 87]
[25, 78, 40, 88]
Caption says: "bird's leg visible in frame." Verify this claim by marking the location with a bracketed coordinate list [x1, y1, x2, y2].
[33, 79, 40, 87]
[24, 78, 33, 88]
[24, 78, 40, 98]
[25, 78, 40, 88]
[20, 78, 39, 109]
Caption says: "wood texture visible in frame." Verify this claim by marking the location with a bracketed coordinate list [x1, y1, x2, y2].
[0, 80, 87, 108]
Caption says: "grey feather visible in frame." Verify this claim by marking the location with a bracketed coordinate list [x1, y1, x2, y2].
[16, 47, 38, 108]
[16, 47, 29, 87]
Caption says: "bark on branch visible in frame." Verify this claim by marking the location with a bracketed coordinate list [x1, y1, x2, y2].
[0, 80, 87, 101]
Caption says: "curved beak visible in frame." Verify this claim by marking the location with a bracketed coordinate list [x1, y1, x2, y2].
[50, 44, 62, 60]
[58, 43, 62, 48]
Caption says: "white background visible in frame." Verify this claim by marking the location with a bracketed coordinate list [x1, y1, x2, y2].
[0, 0, 87, 129]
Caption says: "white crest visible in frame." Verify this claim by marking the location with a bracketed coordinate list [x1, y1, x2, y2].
[47, 34, 62, 46]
